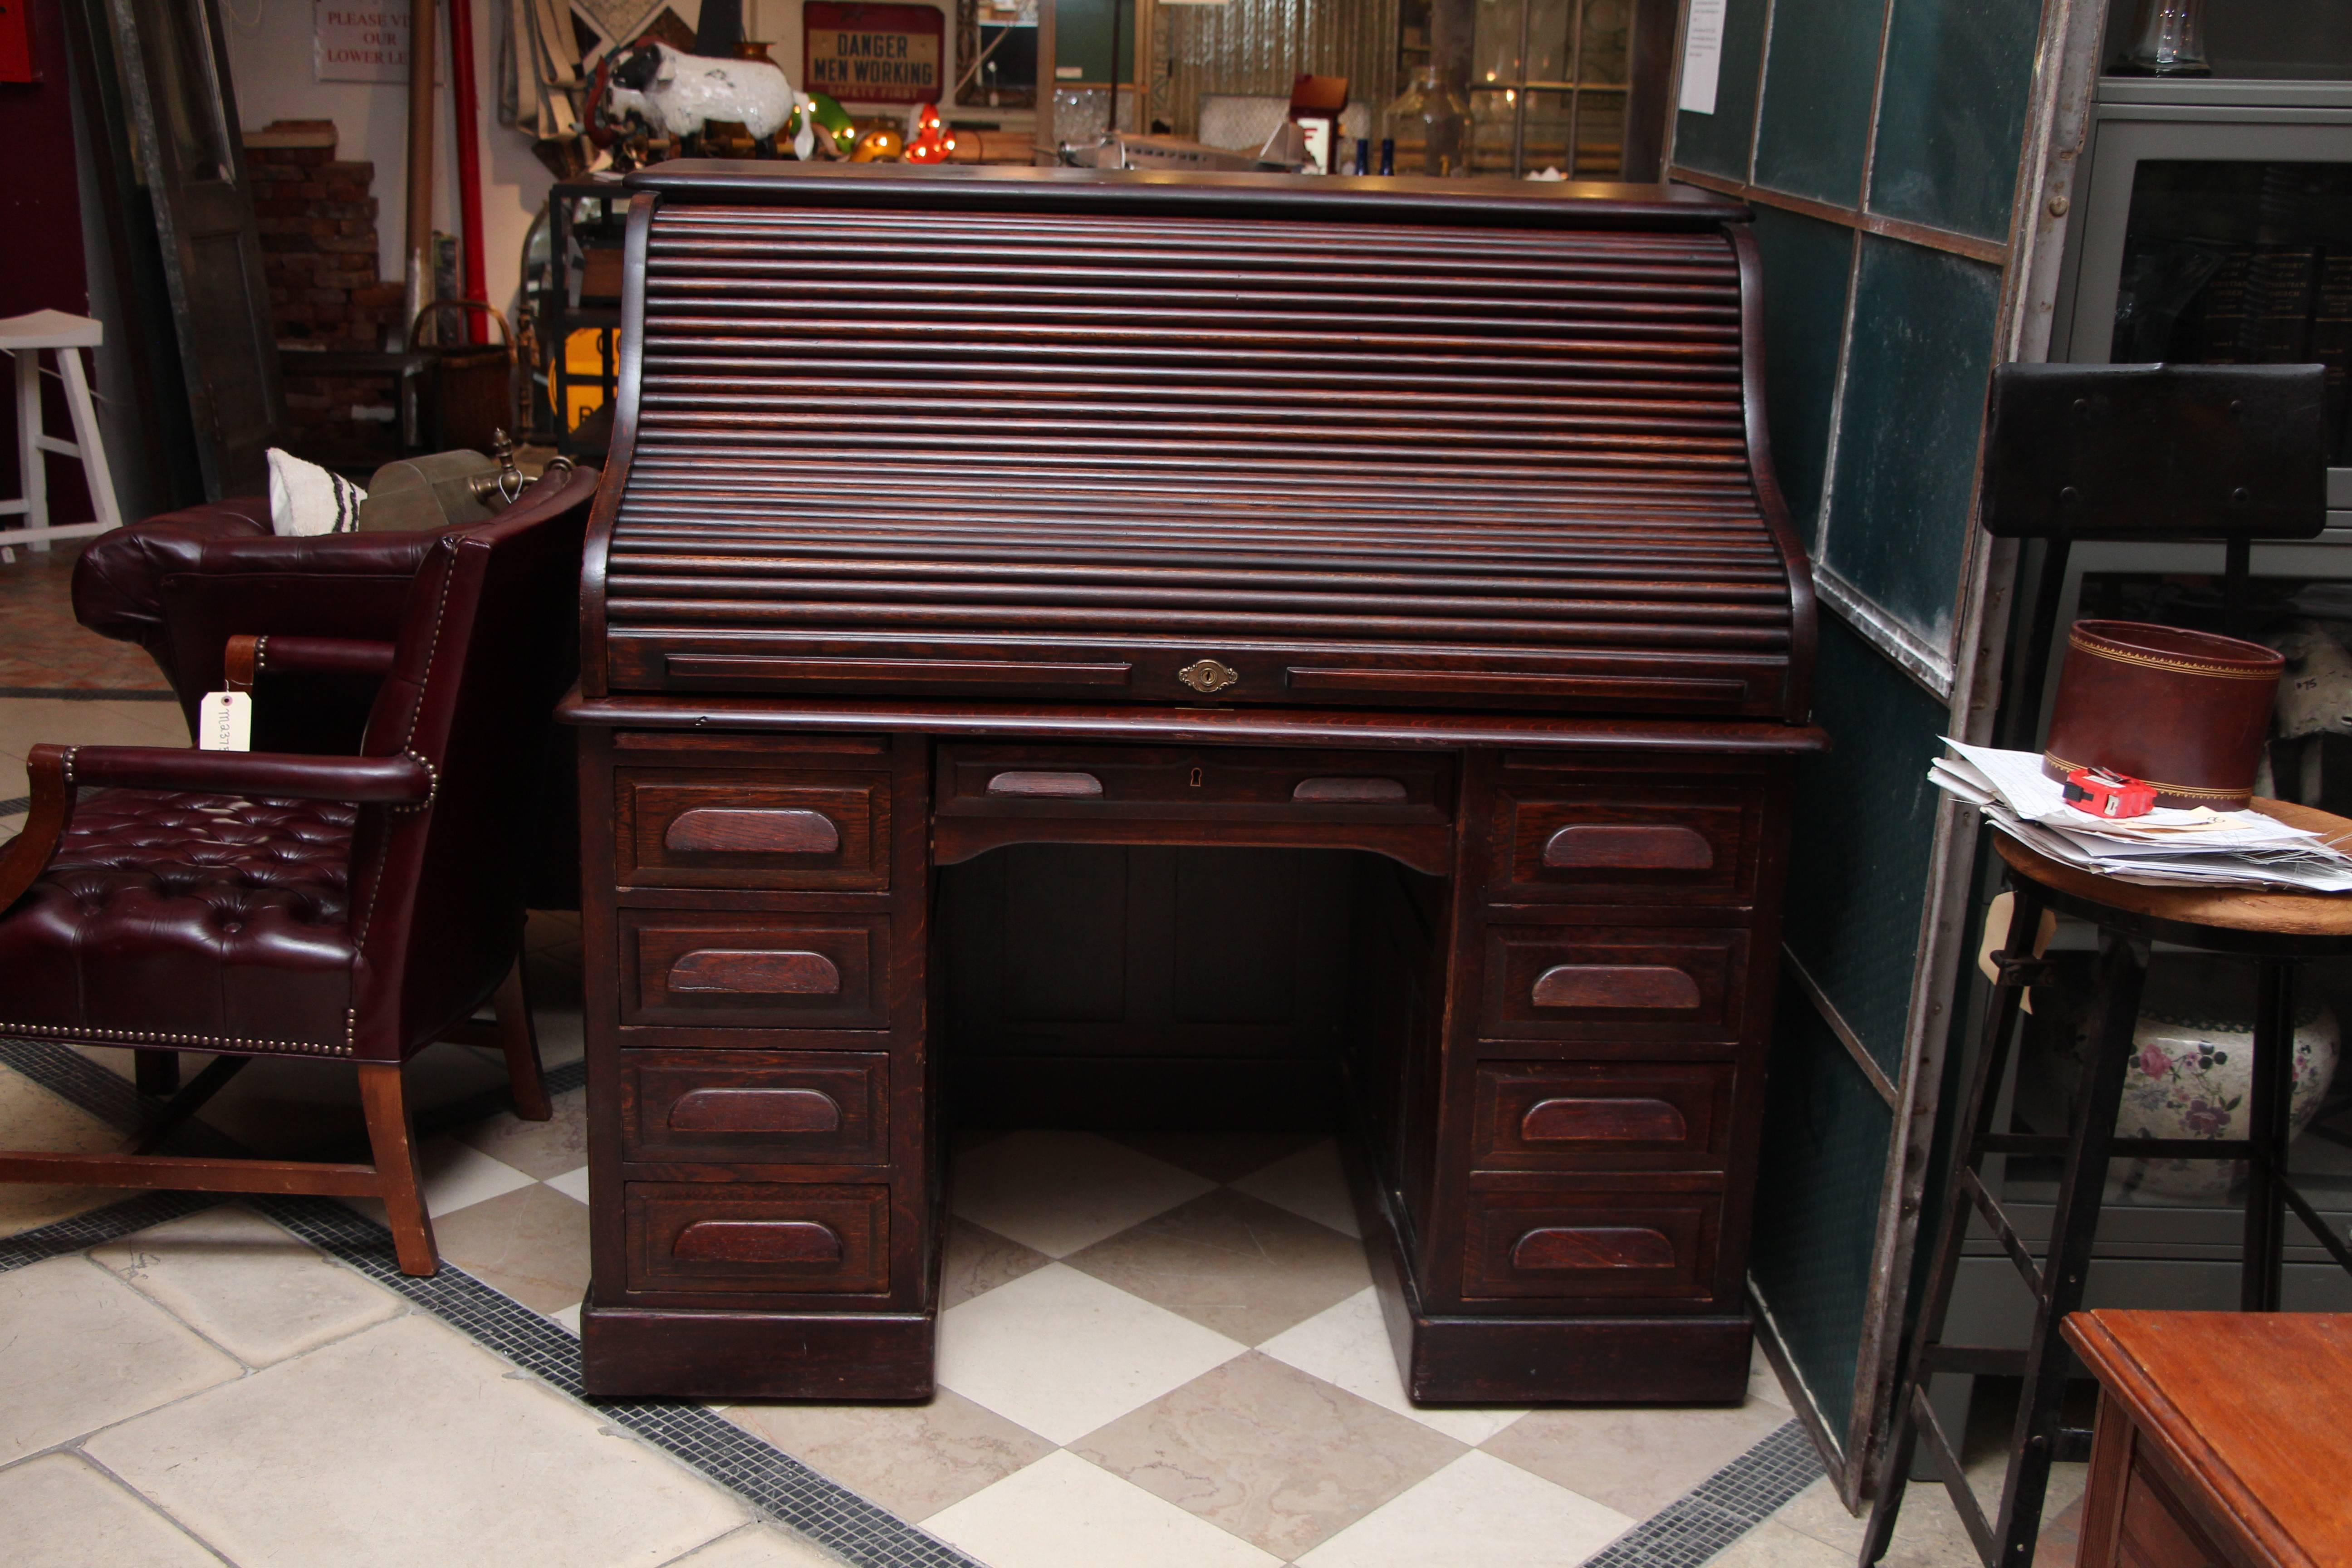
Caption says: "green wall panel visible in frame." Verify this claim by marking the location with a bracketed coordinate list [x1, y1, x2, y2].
[1751, 0, 1883, 206]
[1782, 613, 1948, 1078]
[1749, 206, 1854, 549]
[1055, 0, 1135, 83]
[1670, 0, 1770, 180]
[1819, 235, 2002, 648]
[1750, 976, 1896, 1443]
[1868, 0, 2041, 241]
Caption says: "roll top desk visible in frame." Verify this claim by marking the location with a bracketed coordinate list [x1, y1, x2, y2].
[567, 162, 1826, 1404]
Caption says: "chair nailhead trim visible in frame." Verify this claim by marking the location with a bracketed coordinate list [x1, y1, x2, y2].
[0, 1021, 353, 1058]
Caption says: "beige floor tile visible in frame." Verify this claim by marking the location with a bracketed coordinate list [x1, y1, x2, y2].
[1480, 1401, 1792, 1518]
[1704, 1520, 1856, 1568]
[726, 1387, 1054, 1521]
[661, 1523, 847, 1567]
[1775, 1461, 2086, 1568]
[1104, 1130, 1323, 1184]
[91, 1203, 402, 1367]
[940, 1216, 1051, 1310]
[456, 1086, 589, 1178]
[950, 1131, 1215, 1258]
[1294, 1449, 1636, 1568]
[547, 1165, 592, 1203]
[937, 1263, 1245, 1444]
[344, 1134, 536, 1226]
[1259, 1288, 1528, 1445]
[0, 699, 188, 769]
[536, 1002, 588, 1068]
[429, 1181, 593, 1313]
[87, 1312, 749, 1568]
[924, 1449, 1282, 1568]
[1074, 1350, 1466, 1560]
[1749, 1341, 1794, 1410]
[1063, 1187, 1371, 1346]
[0, 1068, 137, 1239]
[0, 1451, 226, 1568]
[0, 1255, 243, 1462]
[0, 809, 24, 840]
[1229, 1138, 1360, 1238]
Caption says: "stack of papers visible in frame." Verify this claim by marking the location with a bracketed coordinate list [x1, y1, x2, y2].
[1931, 739, 2352, 893]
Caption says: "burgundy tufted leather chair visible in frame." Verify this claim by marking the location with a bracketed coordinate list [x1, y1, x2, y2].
[0, 465, 599, 1274]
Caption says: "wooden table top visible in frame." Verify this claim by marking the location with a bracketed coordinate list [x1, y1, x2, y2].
[1994, 799, 2352, 940]
[2063, 1310, 2352, 1568]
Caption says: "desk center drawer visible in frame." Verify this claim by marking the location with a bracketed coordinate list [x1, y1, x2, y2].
[937, 744, 1451, 823]
[622, 913, 890, 1029]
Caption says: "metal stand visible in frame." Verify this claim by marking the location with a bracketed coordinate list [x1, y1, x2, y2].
[1861, 873, 2352, 1567]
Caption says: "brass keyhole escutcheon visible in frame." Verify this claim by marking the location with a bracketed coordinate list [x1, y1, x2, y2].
[1177, 658, 1239, 695]
[1189, 766, 1203, 788]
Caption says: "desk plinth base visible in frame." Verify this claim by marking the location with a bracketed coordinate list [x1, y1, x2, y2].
[581, 1293, 936, 1401]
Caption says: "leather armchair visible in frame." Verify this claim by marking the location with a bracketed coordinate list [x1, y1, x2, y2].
[72, 489, 582, 904]
[0, 465, 599, 1274]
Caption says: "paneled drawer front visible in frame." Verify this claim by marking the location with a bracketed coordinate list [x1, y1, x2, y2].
[937, 744, 1450, 823]
[624, 1181, 889, 1294]
[617, 768, 890, 890]
[1465, 1188, 1723, 1301]
[1490, 772, 1760, 905]
[1472, 1062, 1734, 1172]
[619, 1051, 887, 1165]
[1482, 926, 1747, 1041]
[623, 913, 888, 1029]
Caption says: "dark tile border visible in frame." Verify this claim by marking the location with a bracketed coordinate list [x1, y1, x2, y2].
[0, 795, 27, 818]
[0, 687, 177, 700]
[0, 1048, 1818, 1568]
[1579, 1418, 1824, 1568]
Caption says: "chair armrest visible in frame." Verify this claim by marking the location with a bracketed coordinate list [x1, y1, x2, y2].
[67, 745, 436, 803]
[226, 635, 400, 691]
[0, 749, 74, 914]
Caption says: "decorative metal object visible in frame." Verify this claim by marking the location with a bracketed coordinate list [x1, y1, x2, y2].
[2119, 0, 2210, 76]
[1177, 658, 1240, 694]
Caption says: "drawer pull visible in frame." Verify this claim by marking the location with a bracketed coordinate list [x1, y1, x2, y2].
[1511, 1225, 1677, 1272]
[669, 1088, 842, 1134]
[1543, 824, 1715, 871]
[672, 1219, 843, 1264]
[668, 949, 843, 995]
[1521, 1097, 1688, 1143]
[1531, 964, 1700, 1011]
[665, 807, 840, 856]
[986, 770, 1104, 798]
[1293, 775, 1408, 803]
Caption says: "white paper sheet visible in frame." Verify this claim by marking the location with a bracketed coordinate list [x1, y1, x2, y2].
[1678, 0, 1728, 115]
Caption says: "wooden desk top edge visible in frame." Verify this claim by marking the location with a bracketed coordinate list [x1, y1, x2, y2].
[558, 692, 1833, 754]
[2064, 1310, 2352, 1568]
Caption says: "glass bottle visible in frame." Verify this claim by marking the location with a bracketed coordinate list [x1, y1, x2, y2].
[1383, 68, 1473, 178]
[2118, 0, 2210, 76]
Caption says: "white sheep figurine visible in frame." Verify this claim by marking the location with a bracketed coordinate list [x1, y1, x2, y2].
[606, 42, 821, 158]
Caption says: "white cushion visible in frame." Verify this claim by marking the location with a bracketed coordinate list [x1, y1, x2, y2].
[266, 448, 368, 536]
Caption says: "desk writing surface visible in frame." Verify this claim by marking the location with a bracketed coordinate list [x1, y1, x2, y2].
[2065, 1309, 2352, 1565]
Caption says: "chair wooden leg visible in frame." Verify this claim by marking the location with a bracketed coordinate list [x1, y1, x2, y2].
[494, 960, 552, 1122]
[357, 1062, 437, 1276]
[134, 1049, 180, 1098]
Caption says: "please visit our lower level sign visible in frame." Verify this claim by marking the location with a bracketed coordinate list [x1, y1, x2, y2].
[804, 2, 944, 105]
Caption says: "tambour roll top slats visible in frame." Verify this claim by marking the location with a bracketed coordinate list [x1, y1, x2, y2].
[589, 164, 1815, 720]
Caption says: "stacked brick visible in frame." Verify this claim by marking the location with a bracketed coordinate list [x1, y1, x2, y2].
[245, 120, 408, 443]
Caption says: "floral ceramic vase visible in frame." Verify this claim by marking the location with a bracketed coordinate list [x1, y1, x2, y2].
[2118, 957, 2339, 1200]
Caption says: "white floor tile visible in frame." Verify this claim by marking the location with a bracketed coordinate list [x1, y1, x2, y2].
[344, 1135, 535, 1225]
[87, 1313, 749, 1568]
[660, 1523, 846, 1567]
[1748, 1341, 1794, 1411]
[93, 1204, 402, 1367]
[0, 1256, 243, 1462]
[1230, 1140, 1359, 1238]
[546, 1165, 593, 1204]
[923, 1449, 1280, 1568]
[0, 1451, 226, 1568]
[1294, 1450, 1635, 1568]
[550, 1300, 584, 1336]
[1259, 1289, 1527, 1445]
[1704, 1520, 1856, 1568]
[950, 1131, 1215, 1258]
[937, 1263, 1245, 1445]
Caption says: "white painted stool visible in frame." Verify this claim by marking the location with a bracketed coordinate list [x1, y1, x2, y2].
[1, 309, 123, 562]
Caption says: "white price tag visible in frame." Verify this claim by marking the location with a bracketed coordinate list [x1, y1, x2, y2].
[199, 691, 252, 751]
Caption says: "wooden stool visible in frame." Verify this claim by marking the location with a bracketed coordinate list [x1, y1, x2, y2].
[1862, 800, 2352, 1568]
[0, 309, 123, 560]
